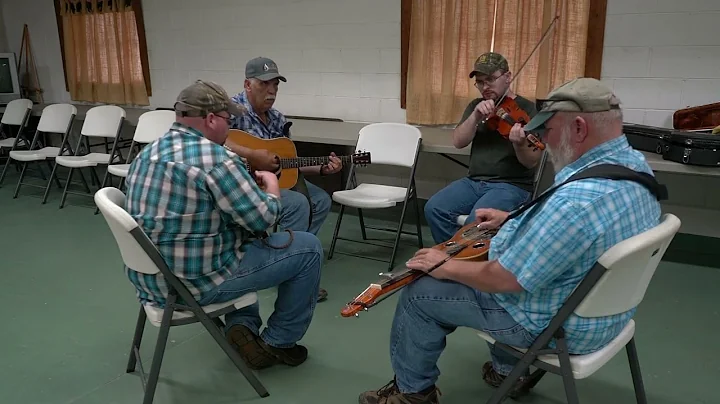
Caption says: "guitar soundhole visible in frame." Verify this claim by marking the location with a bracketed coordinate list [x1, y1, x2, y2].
[445, 241, 457, 247]
[472, 242, 486, 249]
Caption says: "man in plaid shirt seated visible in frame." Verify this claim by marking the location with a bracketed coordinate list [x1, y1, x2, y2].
[124, 80, 322, 370]
[358, 78, 663, 404]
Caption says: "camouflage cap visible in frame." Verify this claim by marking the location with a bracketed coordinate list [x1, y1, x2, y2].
[469, 52, 509, 78]
[246, 57, 287, 82]
[174, 80, 245, 117]
[524, 77, 622, 133]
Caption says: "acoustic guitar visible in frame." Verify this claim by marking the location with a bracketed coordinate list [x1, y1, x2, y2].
[226, 129, 372, 189]
[340, 222, 498, 318]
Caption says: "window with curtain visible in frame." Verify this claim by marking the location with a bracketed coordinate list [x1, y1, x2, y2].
[402, 0, 593, 126]
[54, 0, 151, 105]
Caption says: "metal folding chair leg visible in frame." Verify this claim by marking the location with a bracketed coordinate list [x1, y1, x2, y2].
[626, 337, 648, 404]
[126, 305, 147, 373]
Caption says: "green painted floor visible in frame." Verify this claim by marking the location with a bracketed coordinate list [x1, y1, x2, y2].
[1, 178, 719, 404]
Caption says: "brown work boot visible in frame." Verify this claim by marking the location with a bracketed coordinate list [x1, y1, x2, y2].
[481, 361, 533, 399]
[226, 325, 279, 370]
[359, 379, 440, 404]
[317, 288, 328, 302]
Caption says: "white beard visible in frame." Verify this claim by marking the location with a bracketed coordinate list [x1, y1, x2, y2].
[546, 126, 575, 173]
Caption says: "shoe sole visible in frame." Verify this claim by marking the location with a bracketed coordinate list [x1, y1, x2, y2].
[226, 326, 279, 370]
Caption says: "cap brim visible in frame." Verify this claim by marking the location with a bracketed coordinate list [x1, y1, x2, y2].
[469, 67, 494, 78]
[226, 102, 247, 117]
[523, 111, 556, 134]
[254, 73, 287, 82]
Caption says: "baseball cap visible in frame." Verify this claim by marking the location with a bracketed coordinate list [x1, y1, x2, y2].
[174, 80, 246, 118]
[524, 77, 621, 133]
[246, 57, 287, 82]
[469, 52, 509, 78]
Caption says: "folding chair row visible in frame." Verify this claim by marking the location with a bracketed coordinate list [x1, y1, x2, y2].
[0, 103, 175, 212]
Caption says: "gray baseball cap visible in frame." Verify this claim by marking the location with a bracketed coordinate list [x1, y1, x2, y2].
[524, 77, 621, 133]
[245, 57, 287, 82]
[174, 80, 246, 117]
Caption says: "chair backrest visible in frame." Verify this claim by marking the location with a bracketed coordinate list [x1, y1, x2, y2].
[1, 98, 33, 125]
[94, 187, 162, 275]
[37, 103, 77, 133]
[133, 110, 175, 143]
[81, 105, 126, 138]
[356, 123, 422, 168]
[574, 213, 681, 317]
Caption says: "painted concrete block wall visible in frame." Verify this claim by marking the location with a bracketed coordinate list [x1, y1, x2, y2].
[1, 0, 719, 200]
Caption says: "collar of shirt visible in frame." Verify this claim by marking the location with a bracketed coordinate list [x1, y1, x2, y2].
[552, 135, 632, 184]
[231, 91, 285, 134]
[168, 121, 204, 138]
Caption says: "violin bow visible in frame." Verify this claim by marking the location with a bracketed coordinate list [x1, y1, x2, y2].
[482, 13, 561, 125]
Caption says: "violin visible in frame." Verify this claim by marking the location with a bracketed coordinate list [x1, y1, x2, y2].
[484, 96, 545, 151]
[340, 222, 498, 318]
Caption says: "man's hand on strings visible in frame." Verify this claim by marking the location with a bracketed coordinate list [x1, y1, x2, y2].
[474, 208, 509, 230]
[406, 248, 452, 279]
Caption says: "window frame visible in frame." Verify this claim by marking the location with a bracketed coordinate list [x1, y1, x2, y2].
[399, 0, 607, 109]
[52, 0, 152, 97]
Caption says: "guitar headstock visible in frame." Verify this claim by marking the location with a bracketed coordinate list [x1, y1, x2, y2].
[351, 150, 372, 167]
[340, 284, 382, 317]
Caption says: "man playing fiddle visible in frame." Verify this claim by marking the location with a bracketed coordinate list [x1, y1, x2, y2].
[358, 78, 662, 403]
[424, 52, 542, 244]
[226, 57, 343, 302]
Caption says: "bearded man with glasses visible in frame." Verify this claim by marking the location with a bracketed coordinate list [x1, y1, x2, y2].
[423, 52, 542, 244]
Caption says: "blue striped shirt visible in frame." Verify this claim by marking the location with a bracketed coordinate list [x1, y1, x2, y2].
[229, 91, 288, 139]
[123, 122, 281, 307]
[489, 135, 661, 354]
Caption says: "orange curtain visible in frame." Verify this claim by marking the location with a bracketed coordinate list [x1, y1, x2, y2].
[405, 0, 590, 125]
[59, 0, 149, 105]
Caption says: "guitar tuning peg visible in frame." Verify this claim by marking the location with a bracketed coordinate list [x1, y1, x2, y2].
[355, 313, 360, 317]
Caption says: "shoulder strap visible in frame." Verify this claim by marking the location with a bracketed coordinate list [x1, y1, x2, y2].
[504, 164, 668, 223]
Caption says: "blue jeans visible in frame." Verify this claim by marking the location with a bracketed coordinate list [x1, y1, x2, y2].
[197, 231, 323, 348]
[424, 177, 530, 243]
[279, 180, 332, 236]
[390, 276, 535, 393]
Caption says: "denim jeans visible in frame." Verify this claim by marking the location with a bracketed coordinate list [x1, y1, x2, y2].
[279, 180, 332, 236]
[424, 177, 530, 243]
[389, 276, 535, 394]
[197, 231, 323, 348]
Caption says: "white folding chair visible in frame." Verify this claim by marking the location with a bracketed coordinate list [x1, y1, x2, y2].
[456, 151, 553, 226]
[8, 103, 77, 201]
[106, 109, 175, 190]
[0, 98, 34, 186]
[94, 187, 269, 404]
[327, 122, 424, 270]
[50, 105, 126, 209]
[480, 213, 681, 404]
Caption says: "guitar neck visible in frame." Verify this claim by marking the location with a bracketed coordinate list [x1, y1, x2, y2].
[279, 155, 354, 169]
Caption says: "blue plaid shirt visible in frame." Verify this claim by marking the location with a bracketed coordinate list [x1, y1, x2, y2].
[229, 91, 288, 139]
[123, 122, 281, 307]
[489, 135, 661, 354]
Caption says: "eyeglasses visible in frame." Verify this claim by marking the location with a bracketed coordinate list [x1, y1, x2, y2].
[474, 72, 507, 88]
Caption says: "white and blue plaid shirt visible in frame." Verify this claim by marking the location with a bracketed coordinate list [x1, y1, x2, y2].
[489, 135, 662, 354]
[229, 91, 288, 139]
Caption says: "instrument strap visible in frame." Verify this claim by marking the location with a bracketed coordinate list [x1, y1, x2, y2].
[504, 163, 668, 224]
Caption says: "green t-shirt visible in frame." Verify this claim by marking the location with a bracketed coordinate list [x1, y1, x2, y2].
[460, 95, 538, 192]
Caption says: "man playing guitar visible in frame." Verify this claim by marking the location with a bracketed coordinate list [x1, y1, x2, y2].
[226, 57, 343, 302]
